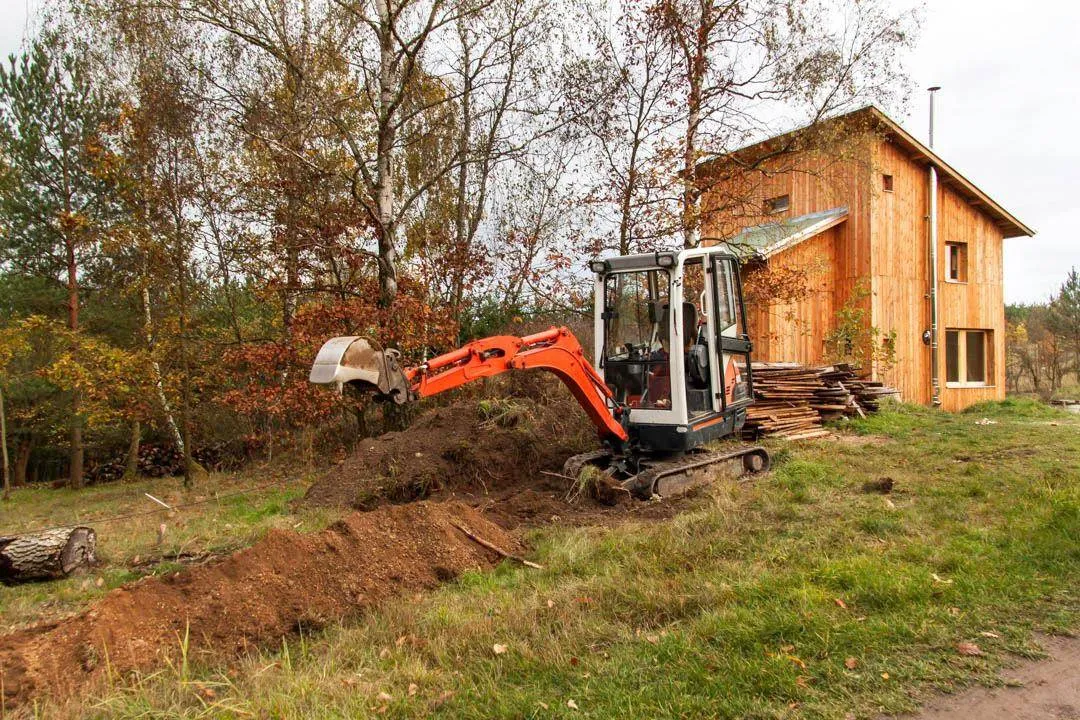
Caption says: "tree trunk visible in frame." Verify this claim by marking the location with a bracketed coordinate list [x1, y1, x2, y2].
[375, 0, 400, 306]
[0, 386, 9, 500]
[14, 438, 30, 487]
[682, 68, 702, 248]
[143, 284, 184, 453]
[452, 21, 472, 317]
[125, 420, 141, 479]
[177, 241, 194, 489]
[69, 399, 84, 489]
[680, 0, 709, 250]
[0, 527, 96, 583]
[66, 236, 84, 489]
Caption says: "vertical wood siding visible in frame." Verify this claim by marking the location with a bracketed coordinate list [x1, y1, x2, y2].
[744, 227, 838, 364]
[701, 133, 1008, 411]
[934, 178, 1007, 410]
[869, 140, 931, 404]
[700, 140, 873, 368]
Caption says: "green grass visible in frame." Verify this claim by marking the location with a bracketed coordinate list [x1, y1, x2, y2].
[8, 402, 1080, 719]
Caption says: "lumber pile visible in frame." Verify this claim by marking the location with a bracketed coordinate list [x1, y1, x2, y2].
[742, 362, 899, 439]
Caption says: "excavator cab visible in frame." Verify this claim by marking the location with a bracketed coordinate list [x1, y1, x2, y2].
[590, 247, 754, 454]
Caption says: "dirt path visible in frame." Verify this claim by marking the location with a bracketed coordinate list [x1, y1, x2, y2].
[904, 635, 1080, 720]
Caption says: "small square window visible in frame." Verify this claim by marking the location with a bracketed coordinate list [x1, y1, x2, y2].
[945, 242, 968, 282]
[882, 174, 894, 192]
[764, 194, 790, 214]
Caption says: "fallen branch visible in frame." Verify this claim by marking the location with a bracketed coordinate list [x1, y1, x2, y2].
[129, 550, 220, 570]
[450, 522, 543, 570]
[539, 470, 577, 483]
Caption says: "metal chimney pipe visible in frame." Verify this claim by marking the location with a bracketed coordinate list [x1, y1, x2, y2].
[927, 86, 942, 407]
[928, 86, 940, 148]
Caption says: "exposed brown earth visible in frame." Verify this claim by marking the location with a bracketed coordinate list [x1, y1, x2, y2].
[900, 634, 1080, 720]
[0, 501, 518, 709]
[304, 396, 697, 527]
[0, 394, 700, 710]
[304, 396, 595, 509]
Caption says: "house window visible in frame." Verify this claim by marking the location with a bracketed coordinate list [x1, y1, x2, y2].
[945, 329, 991, 386]
[882, 174, 894, 192]
[763, 194, 790, 214]
[945, 242, 967, 282]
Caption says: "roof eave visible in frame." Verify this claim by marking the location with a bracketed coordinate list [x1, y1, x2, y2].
[760, 210, 849, 259]
[867, 108, 1036, 238]
[697, 106, 1036, 239]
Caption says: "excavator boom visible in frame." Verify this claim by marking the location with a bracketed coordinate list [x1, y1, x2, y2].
[309, 327, 629, 444]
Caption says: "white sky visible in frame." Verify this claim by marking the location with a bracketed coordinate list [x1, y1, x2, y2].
[1, 0, 1076, 304]
[898, 0, 1080, 304]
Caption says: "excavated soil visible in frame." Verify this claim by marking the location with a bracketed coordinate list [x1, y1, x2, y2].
[304, 396, 691, 528]
[0, 393, 696, 709]
[306, 396, 595, 509]
[0, 502, 518, 709]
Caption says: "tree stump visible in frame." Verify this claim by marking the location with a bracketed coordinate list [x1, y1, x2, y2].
[0, 527, 97, 583]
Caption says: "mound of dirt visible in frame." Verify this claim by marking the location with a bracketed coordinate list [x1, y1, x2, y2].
[305, 396, 594, 509]
[0, 502, 519, 709]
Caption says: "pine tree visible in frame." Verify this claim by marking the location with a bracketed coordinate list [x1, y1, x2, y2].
[0, 36, 117, 487]
[1049, 268, 1080, 374]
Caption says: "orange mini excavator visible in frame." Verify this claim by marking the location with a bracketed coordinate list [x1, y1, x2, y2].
[310, 245, 769, 498]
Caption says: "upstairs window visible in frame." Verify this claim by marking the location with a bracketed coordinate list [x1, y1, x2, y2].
[945, 329, 991, 386]
[763, 194, 790, 214]
[945, 242, 968, 282]
[882, 174, 894, 192]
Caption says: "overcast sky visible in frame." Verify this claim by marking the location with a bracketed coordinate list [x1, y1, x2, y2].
[1, 0, 1076, 304]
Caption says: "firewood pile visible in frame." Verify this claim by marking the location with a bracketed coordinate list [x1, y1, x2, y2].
[86, 443, 233, 484]
[742, 362, 899, 440]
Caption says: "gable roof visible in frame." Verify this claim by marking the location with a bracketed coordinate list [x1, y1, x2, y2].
[723, 207, 848, 259]
[700, 105, 1035, 239]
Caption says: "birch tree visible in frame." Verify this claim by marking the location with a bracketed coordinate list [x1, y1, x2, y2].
[570, 1, 682, 256]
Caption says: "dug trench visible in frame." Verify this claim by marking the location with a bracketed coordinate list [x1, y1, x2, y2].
[0, 394, 690, 709]
[0, 502, 521, 708]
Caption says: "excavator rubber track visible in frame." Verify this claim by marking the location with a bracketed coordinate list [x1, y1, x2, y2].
[562, 445, 771, 500]
[561, 449, 615, 482]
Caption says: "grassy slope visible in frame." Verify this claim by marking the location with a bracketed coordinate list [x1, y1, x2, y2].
[10, 400, 1080, 719]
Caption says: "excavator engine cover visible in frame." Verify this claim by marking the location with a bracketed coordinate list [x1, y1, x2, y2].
[309, 336, 414, 404]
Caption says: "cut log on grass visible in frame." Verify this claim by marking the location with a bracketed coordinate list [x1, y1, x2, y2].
[0, 526, 96, 583]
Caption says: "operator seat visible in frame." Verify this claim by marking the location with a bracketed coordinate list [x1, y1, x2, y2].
[656, 301, 698, 352]
[645, 302, 708, 410]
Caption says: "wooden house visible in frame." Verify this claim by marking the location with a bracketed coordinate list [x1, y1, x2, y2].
[698, 106, 1034, 411]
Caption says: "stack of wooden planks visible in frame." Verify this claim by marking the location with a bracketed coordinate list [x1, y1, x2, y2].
[741, 362, 899, 439]
[843, 378, 900, 413]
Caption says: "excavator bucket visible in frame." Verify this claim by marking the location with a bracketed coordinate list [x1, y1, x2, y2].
[309, 336, 414, 404]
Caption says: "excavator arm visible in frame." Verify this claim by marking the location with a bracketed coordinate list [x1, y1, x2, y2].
[309, 327, 629, 444]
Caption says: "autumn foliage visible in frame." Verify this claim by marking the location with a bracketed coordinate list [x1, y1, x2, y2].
[217, 279, 459, 433]
[0, 0, 921, 485]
